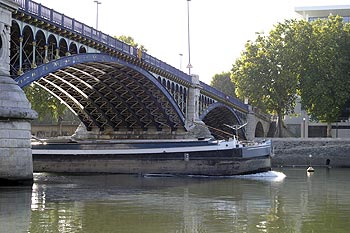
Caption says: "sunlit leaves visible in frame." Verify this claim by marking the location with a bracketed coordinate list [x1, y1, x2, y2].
[232, 20, 299, 134]
[24, 84, 66, 121]
[299, 15, 350, 125]
[115, 35, 147, 52]
[232, 16, 350, 137]
[210, 72, 236, 97]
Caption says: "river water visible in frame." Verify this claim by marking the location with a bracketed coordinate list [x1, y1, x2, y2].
[1, 168, 350, 233]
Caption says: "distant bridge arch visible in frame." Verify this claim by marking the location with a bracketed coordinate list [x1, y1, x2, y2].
[200, 102, 246, 140]
[255, 121, 264, 137]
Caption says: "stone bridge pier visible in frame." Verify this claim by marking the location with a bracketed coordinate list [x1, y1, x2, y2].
[0, 0, 37, 185]
[185, 74, 212, 139]
[246, 105, 271, 140]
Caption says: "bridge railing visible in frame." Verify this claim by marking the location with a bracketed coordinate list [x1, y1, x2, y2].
[13, 0, 248, 112]
[200, 82, 248, 111]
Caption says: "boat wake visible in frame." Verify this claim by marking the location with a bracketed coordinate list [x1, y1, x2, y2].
[143, 171, 286, 182]
[143, 174, 176, 178]
[236, 171, 286, 182]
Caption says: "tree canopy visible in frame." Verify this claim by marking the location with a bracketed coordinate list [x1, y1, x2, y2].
[24, 84, 66, 121]
[231, 21, 299, 136]
[116, 35, 147, 52]
[231, 16, 350, 137]
[297, 16, 350, 135]
[210, 72, 236, 97]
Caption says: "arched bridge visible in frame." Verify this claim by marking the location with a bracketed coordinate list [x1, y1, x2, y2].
[10, 0, 271, 140]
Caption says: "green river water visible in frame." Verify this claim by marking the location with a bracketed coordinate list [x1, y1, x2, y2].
[1, 168, 350, 233]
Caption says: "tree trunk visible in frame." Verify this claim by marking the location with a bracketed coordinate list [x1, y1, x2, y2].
[58, 116, 63, 136]
[327, 122, 332, 138]
[277, 112, 283, 138]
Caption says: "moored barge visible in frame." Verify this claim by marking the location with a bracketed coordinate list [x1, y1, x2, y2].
[31, 137, 272, 176]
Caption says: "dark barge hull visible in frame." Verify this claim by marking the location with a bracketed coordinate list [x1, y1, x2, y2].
[32, 140, 272, 176]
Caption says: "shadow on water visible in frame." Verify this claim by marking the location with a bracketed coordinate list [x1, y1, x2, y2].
[0, 186, 32, 233]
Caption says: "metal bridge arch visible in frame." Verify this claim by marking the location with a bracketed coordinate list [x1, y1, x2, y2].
[200, 102, 246, 140]
[16, 53, 185, 132]
[9, 0, 268, 139]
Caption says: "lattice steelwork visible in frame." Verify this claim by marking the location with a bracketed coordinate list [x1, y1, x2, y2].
[34, 61, 184, 131]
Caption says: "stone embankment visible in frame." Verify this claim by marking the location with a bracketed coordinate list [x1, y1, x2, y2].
[271, 138, 350, 168]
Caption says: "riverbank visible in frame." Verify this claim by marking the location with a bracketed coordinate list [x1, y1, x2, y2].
[271, 138, 350, 168]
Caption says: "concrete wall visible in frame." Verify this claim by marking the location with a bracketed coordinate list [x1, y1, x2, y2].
[272, 138, 350, 167]
[32, 124, 78, 138]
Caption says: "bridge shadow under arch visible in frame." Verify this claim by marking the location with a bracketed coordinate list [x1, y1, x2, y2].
[255, 121, 265, 138]
[200, 102, 246, 140]
[15, 53, 185, 133]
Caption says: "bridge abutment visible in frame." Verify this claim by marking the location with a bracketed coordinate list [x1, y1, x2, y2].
[0, 0, 37, 185]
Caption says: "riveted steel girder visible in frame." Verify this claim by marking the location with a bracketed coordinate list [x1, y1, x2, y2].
[16, 54, 185, 132]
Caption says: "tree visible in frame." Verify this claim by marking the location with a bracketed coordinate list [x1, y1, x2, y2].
[232, 22, 300, 137]
[116, 35, 147, 52]
[232, 17, 350, 138]
[24, 84, 66, 121]
[298, 16, 350, 137]
[210, 72, 236, 97]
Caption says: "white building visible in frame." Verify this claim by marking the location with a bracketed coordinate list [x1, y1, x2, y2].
[295, 5, 350, 22]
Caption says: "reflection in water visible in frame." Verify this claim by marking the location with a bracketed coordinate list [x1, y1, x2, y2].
[0, 187, 32, 233]
[27, 173, 284, 233]
[2, 169, 350, 232]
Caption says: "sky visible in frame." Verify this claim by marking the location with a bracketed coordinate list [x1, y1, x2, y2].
[36, 0, 350, 84]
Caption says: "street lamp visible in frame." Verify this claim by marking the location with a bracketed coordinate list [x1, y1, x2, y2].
[179, 53, 183, 70]
[186, 0, 192, 75]
[93, 1, 101, 30]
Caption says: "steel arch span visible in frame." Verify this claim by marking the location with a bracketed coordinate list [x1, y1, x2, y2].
[200, 102, 246, 140]
[16, 53, 185, 132]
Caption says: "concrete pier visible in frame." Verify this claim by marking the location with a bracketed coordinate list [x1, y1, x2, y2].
[0, 0, 37, 185]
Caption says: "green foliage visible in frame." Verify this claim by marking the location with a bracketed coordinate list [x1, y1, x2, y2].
[116, 35, 147, 52]
[232, 21, 300, 136]
[210, 72, 236, 97]
[24, 84, 66, 121]
[298, 16, 350, 124]
[232, 16, 350, 137]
